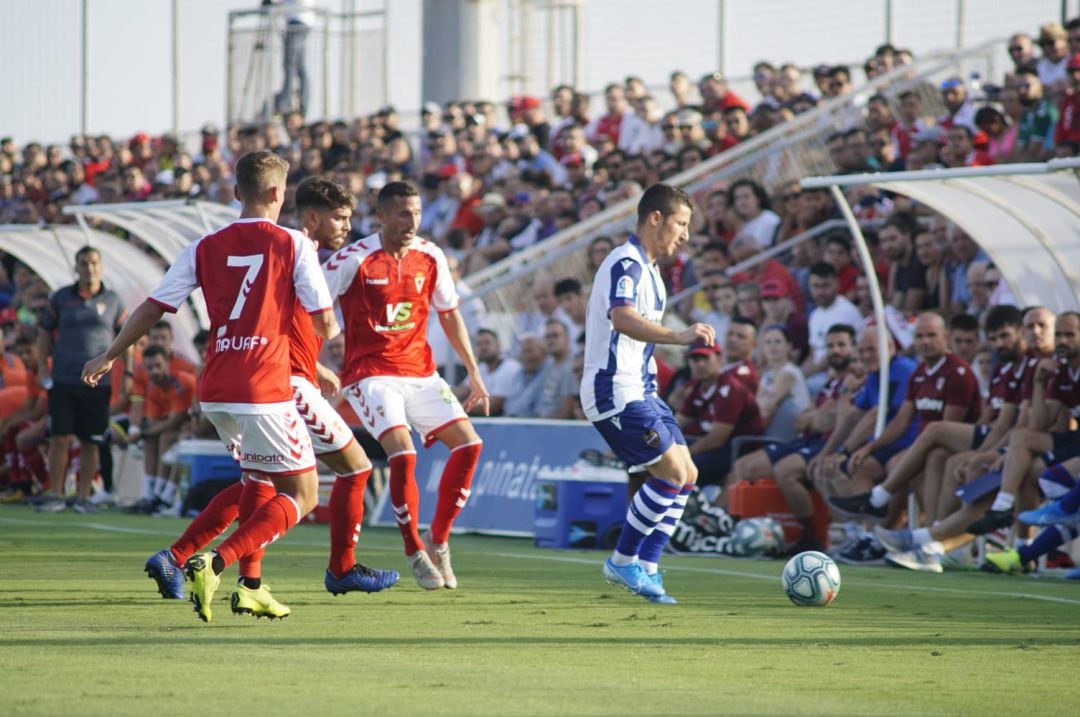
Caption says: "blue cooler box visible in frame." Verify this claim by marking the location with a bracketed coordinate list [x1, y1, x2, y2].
[534, 469, 627, 550]
[174, 439, 242, 486]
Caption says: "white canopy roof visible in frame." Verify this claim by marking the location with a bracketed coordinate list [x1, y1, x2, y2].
[0, 224, 204, 359]
[801, 159, 1080, 312]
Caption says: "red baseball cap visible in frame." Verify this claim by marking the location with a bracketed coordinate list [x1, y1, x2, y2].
[435, 164, 459, 180]
[760, 279, 785, 299]
[520, 95, 542, 110]
[687, 339, 721, 357]
[0, 307, 17, 324]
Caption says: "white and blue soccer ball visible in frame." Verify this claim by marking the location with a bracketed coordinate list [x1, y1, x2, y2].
[731, 516, 786, 557]
[782, 550, 841, 607]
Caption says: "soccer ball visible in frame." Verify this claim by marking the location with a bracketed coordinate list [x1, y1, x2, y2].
[782, 550, 841, 607]
[731, 516, 786, 557]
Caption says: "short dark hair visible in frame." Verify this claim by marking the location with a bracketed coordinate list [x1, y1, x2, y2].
[74, 245, 100, 263]
[826, 323, 856, 341]
[235, 150, 289, 202]
[296, 176, 356, 213]
[636, 183, 693, 225]
[731, 316, 757, 331]
[377, 180, 420, 209]
[193, 329, 210, 347]
[949, 312, 980, 334]
[143, 344, 168, 361]
[700, 241, 730, 257]
[150, 320, 173, 334]
[810, 261, 837, 279]
[554, 278, 583, 297]
[883, 212, 918, 237]
[825, 233, 852, 252]
[476, 327, 500, 343]
[984, 305, 1022, 333]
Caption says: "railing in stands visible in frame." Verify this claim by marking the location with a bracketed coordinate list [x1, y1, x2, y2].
[464, 38, 1005, 343]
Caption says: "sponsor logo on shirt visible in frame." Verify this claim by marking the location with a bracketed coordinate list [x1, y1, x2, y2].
[378, 302, 415, 333]
[215, 335, 269, 352]
[366, 277, 389, 285]
[915, 397, 944, 413]
[243, 451, 284, 464]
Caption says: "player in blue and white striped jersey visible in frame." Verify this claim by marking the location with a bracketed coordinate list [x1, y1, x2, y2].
[580, 183, 716, 603]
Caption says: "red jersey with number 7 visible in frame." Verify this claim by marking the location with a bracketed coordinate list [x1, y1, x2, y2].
[323, 234, 459, 386]
[149, 218, 333, 410]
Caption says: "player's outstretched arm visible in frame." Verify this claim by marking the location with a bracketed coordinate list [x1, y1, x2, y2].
[438, 308, 489, 416]
[310, 309, 340, 340]
[610, 306, 715, 347]
[82, 300, 166, 387]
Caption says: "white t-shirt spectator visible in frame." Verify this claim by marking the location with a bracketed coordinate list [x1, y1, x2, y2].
[741, 210, 782, 249]
[1037, 56, 1068, 91]
[808, 296, 862, 362]
[479, 357, 524, 405]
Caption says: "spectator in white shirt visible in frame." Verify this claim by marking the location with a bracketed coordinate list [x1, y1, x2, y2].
[728, 179, 780, 249]
[455, 328, 522, 416]
[801, 262, 862, 391]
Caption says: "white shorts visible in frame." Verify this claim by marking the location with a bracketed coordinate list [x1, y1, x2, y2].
[203, 406, 316, 477]
[345, 373, 468, 447]
[291, 376, 355, 456]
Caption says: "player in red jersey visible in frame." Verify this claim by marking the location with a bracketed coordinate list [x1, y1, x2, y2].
[323, 181, 488, 590]
[145, 176, 400, 608]
[83, 151, 337, 622]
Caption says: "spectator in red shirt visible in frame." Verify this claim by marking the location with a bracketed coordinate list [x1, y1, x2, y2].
[585, 83, 633, 150]
[676, 339, 765, 486]
[729, 234, 806, 315]
[698, 72, 750, 114]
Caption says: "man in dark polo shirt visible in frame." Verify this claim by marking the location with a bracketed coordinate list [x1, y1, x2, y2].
[36, 246, 129, 512]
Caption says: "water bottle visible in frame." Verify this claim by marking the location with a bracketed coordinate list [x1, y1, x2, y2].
[969, 71, 983, 100]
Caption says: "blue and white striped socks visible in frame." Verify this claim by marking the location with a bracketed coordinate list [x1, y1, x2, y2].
[610, 477, 682, 567]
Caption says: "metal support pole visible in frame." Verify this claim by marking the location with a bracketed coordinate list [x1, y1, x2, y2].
[830, 186, 890, 440]
[81, 0, 91, 135]
[884, 0, 894, 45]
[172, 0, 181, 134]
[717, 0, 726, 76]
[546, 0, 555, 92]
[322, 13, 330, 118]
[955, 0, 965, 50]
[573, 1, 584, 89]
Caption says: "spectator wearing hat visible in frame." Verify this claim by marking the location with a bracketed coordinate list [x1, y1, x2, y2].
[517, 95, 551, 148]
[674, 338, 765, 486]
[760, 278, 809, 364]
[1054, 52, 1080, 154]
[1011, 70, 1060, 162]
[938, 78, 978, 132]
[1037, 22, 1070, 95]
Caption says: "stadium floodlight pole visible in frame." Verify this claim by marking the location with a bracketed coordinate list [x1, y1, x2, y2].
[81, 0, 90, 135]
[172, 0, 181, 134]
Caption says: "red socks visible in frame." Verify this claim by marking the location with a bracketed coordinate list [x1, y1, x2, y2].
[236, 477, 278, 580]
[430, 441, 482, 544]
[327, 468, 372, 577]
[389, 451, 422, 555]
[170, 480, 243, 566]
[215, 493, 302, 568]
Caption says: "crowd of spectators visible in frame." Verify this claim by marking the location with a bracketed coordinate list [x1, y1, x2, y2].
[2, 18, 1079, 571]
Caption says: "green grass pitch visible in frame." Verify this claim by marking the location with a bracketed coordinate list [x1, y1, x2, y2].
[2, 506, 1079, 716]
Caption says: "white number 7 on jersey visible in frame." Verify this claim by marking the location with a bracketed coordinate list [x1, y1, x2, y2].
[226, 254, 265, 320]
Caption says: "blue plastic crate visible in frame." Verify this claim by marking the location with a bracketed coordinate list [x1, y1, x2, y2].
[186, 453, 242, 486]
[534, 479, 627, 550]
